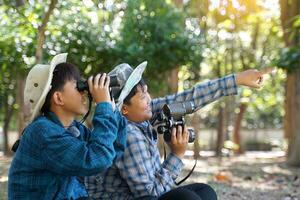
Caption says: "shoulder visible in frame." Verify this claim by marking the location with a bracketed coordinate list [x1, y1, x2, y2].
[126, 122, 148, 144]
[24, 116, 65, 140]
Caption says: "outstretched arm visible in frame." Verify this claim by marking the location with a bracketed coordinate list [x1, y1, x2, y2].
[151, 68, 274, 114]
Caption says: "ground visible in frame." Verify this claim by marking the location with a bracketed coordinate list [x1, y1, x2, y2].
[179, 151, 300, 200]
[0, 151, 299, 200]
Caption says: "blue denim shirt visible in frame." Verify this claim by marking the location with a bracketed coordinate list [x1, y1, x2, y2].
[8, 102, 127, 200]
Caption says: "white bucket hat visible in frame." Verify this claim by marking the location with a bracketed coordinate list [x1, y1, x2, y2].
[24, 53, 68, 121]
[108, 61, 147, 110]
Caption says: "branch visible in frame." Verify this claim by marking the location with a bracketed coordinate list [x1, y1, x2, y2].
[35, 0, 58, 63]
[39, 0, 58, 32]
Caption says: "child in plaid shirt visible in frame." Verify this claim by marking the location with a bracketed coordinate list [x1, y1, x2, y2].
[85, 61, 271, 200]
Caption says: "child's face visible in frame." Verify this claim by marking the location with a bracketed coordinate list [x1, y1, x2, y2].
[53, 79, 88, 116]
[122, 85, 152, 123]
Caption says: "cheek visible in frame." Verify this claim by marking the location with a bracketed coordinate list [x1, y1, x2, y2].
[65, 90, 82, 104]
[140, 100, 149, 110]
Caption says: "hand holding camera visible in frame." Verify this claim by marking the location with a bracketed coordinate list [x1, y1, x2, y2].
[151, 101, 196, 143]
[168, 125, 189, 158]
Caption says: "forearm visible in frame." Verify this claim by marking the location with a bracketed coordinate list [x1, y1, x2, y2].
[151, 74, 238, 114]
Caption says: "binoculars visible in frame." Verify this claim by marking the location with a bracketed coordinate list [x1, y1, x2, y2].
[76, 74, 120, 93]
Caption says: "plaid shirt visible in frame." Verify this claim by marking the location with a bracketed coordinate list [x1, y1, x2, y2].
[85, 74, 238, 199]
[8, 102, 127, 200]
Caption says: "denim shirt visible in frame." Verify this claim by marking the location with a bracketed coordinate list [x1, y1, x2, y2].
[8, 102, 127, 200]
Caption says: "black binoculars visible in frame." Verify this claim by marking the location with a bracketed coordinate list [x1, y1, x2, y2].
[76, 74, 119, 93]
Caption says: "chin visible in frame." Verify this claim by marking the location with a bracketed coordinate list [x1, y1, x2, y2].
[144, 112, 153, 120]
[77, 108, 88, 115]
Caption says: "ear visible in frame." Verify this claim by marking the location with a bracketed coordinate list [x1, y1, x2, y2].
[52, 91, 64, 106]
[121, 105, 129, 115]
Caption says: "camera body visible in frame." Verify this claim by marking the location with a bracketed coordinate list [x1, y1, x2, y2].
[152, 101, 196, 143]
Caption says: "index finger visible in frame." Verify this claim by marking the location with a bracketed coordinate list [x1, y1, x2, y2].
[88, 76, 94, 90]
[260, 67, 276, 75]
[183, 126, 189, 141]
[171, 127, 177, 144]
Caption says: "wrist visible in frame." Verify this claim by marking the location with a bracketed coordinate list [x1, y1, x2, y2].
[235, 73, 242, 86]
[171, 150, 185, 159]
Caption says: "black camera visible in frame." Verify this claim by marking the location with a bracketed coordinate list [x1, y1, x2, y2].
[151, 101, 196, 143]
[77, 74, 120, 93]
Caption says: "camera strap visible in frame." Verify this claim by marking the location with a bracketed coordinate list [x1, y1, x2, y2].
[162, 143, 197, 186]
[79, 93, 93, 124]
[175, 159, 197, 186]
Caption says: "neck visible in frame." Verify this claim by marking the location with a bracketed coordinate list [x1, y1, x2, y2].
[51, 108, 75, 127]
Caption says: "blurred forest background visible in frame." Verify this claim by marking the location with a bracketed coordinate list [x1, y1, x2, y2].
[0, 0, 300, 199]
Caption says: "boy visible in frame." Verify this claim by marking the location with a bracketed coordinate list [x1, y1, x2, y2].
[85, 61, 271, 200]
[8, 53, 127, 200]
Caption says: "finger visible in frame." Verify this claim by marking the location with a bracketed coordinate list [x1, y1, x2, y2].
[186, 130, 189, 142]
[176, 125, 183, 143]
[261, 67, 276, 75]
[94, 74, 101, 87]
[257, 76, 264, 85]
[171, 127, 177, 144]
[252, 82, 262, 89]
[99, 73, 106, 87]
[183, 127, 189, 143]
[104, 75, 110, 88]
[88, 76, 94, 91]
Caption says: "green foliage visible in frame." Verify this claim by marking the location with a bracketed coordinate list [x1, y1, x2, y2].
[43, 0, 121, 74]
[0, 0, 286, 131]
[117, 0, 203, 93]
[183, 0, 285, 129]
[277, 46, 300, 73]
[276, 15, 300, 73]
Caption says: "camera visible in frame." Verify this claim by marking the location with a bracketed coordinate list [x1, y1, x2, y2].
[77, 74, 120, 93]
[151, 101, 196, 143]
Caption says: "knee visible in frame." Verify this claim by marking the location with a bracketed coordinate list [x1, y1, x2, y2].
[160, 188, 201, 200]
[187, 183, 218, 200]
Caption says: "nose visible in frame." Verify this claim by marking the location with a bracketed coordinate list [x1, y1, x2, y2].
[146, 92, 151, 102]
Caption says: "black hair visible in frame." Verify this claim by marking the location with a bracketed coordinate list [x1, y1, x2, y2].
[123, 79, 146, 105]
[41, 62, 81, 114]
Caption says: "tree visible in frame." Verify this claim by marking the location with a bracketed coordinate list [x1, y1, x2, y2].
[184, 0, 284, 155]
[278, 0, 300, 166]
[117, 0, 203, 96]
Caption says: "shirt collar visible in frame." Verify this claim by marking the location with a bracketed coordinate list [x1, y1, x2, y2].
[128, 120, 157, 140]
[44, 111, 75, 128]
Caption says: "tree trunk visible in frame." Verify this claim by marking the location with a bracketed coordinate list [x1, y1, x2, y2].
[216, 106, 224, 156]
[286, 70, 300, 166]
[190, 114, 201, 159]
[232, 103, 247, 154]
[167, 67, 179, 93]
[3, 96, 15, 155]
[35, 0, 58, 63]
[18, 0, 58, 132]
[280, 0, 300, 166]
[17, 77, 29, 135]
